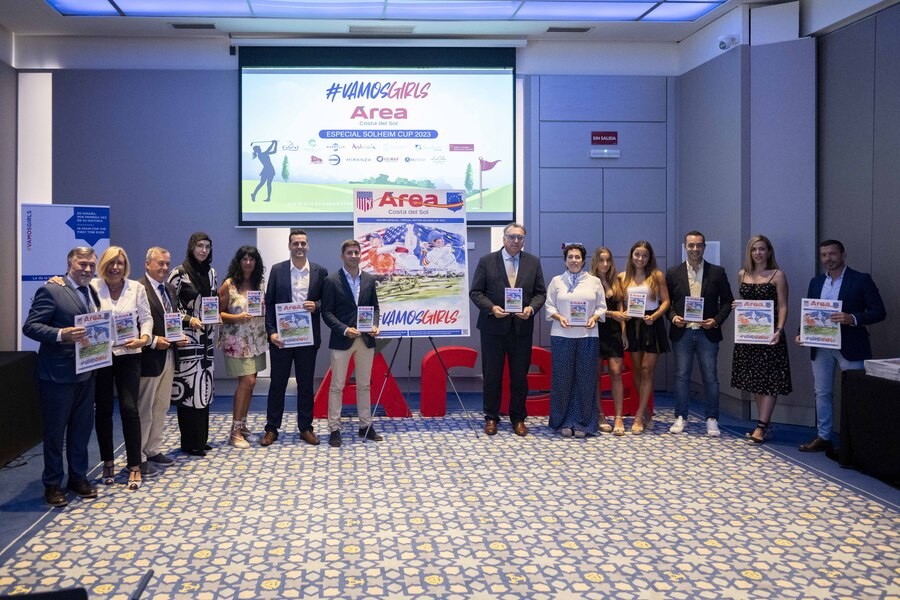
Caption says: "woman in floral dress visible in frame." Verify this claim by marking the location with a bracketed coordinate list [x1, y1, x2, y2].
[218, 246, 268, 448]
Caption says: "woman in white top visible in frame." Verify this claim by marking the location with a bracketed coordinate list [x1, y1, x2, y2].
[618, 240, 670, 435]
[545, 244, 607, 437]
[55, 247, 153, 490]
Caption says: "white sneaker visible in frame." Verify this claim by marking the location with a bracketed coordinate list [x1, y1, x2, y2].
[706, 418, 721, 437]
[669, 416, 685, 434]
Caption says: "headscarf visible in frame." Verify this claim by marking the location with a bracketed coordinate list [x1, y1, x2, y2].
[182, 232, 213, 297]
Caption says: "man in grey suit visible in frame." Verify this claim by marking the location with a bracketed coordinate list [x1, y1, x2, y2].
[321, 239, 382, 447]
[23, 246, 101, 507]
[262, 228, 328, 447]
[470, 223, 546, 437]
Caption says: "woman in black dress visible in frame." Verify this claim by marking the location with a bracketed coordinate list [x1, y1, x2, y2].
[618, 241, 670, 434]
[731, 235, 792, 444]
[590, 247, 628, 435]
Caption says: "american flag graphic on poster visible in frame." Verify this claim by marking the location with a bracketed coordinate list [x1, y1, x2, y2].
[356, 191, 374, 212]
[353, 188, 469, 338]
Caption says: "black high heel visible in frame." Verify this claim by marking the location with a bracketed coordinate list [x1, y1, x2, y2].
[746, 421, 771, 444]
[102, 462, 116, 485]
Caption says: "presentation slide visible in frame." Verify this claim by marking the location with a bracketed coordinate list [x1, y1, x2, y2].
[240, 66, 514, 226]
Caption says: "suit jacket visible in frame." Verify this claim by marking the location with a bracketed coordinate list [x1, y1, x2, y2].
[138, 275, 182, 377]
[666, 260, 734, 343]
[321, 268, 380, 350]
[469, 249, 546, 337]
[264, 259, 328, 349]
[23, 281, 100, 383]
[806, 266, 886, 361]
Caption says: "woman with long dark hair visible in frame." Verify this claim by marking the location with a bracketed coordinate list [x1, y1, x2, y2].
[590, 246, 629, 436]
[168, 232, 216, 456]
[218, 246, 267, 448]
[618, 240, 670, 434]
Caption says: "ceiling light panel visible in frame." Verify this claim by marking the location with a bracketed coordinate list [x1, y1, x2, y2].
[640, 2, 722, 21]
[515, 2, 656, 21]
[45, 0, 119, 16]
[383, 1, 522, 20]
[113, 0, 252, 17]
[249, 0, 386, 19]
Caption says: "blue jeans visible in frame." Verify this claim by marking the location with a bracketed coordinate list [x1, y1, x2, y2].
[673, 329, 720, 420]
[811, 348, 864, 440]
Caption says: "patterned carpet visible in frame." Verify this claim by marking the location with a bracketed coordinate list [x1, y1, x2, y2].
[0, 409, 898, 599]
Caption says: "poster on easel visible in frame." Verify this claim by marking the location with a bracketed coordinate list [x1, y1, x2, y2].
[20, 204, 110, 352]
[353, 188, 469, 338]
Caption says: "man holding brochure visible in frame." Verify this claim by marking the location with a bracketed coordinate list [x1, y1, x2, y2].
[795, 240, 886, 453]
[137, 247, 191, 476]
[262, 229, 328, 447]
[666, 231, 734, 437]
[23, 246, 101, 507]
[470, 223, 546, 437]
[321, 239, 382, 447]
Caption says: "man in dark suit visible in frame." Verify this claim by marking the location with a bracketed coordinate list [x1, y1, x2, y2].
[470, 223, 546, 437]
[137, 247, 190, 475]
[261, 228, 328, 447]
[321, 239, 382, 447]
[23, 246, 101, 507]
[665, 231, 734, 437]
[796, 240, 886, 452]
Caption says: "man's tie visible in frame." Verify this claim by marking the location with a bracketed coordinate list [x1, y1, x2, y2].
[158, 283, 173, 312]
[77, 286, 95, 312]
[507, 256, 517, 287]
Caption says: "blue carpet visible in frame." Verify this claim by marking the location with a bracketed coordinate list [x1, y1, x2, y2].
[1, 397, 898, 598]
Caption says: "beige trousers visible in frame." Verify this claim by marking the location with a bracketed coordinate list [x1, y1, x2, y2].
[328, 336, 375, 432]
[137, 351, 174, 461]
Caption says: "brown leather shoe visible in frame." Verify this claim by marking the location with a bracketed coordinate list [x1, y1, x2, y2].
[513, 422, 528, 437]
[299, 429, 320, 446]
[799, 436, 832, 452]
[260, 431, 278, 447]
[484, 419, 498, 436]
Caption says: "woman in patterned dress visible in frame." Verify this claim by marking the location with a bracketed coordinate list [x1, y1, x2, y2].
[168, 232, 217, 456]
[546, 244, 607, 437]
[618, 241, 670, 435]
[731, 235, 792, 444]
[590, 246, 629, 436]
[218, 246, 267, 449]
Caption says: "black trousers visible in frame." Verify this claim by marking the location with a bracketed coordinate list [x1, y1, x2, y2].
[177, 404, 210, 452]
[95, 353, 143, 467]
[265, 344, 318, 433]
[481, 329, 533, 424]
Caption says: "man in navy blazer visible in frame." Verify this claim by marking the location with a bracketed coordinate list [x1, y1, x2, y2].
[261, 229, 328, 447]
[321, 239, 382, 447]
[23, 246, 101, 507]
[666, 231, 734, 437]
[796, 240, 886, 452]
[470, 223, 546, 436]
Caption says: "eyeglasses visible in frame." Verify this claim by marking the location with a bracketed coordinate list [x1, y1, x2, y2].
[505, 235, 525, 242]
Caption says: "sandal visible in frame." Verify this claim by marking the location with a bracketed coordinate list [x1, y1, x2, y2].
[102, 462, 116, 485]
[598, 415, 613, 434]
[746, 421, 771, 444]
[631, 416, 645, 435]
[127, 467, 142, 490]
[613, 417, 625, 436]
